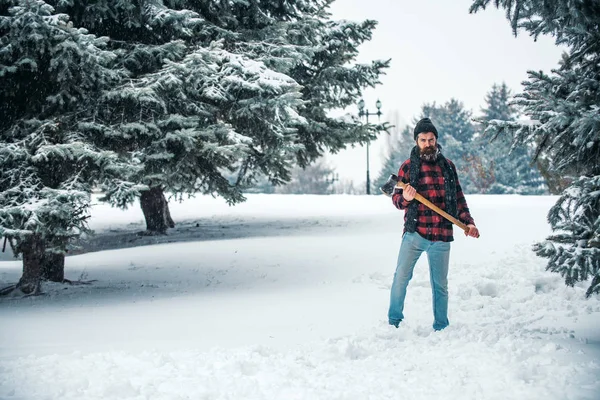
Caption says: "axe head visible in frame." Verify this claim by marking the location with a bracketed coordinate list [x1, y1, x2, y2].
[380, 174, 398, 197]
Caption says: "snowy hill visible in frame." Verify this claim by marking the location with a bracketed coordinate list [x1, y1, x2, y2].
[1, 194, 598, 400]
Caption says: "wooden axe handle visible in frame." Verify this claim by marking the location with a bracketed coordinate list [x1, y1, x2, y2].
[395, 181, 474, 235]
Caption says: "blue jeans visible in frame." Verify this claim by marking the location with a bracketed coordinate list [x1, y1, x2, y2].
[388, 231, 451, 331]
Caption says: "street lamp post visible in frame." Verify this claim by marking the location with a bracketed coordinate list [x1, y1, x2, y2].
[358, 98, 382, 195]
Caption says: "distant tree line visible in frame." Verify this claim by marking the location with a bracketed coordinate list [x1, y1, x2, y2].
[375, 82, 548, 196]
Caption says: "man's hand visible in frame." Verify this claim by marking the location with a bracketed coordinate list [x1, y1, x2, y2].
[465, 224, 480, 238]
[402, 184, 417, 201]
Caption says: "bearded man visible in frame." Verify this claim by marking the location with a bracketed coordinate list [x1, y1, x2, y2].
[389, 117, 479, 331]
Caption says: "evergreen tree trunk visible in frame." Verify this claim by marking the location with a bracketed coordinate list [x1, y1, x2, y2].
[42, 252, 65, 282]
[17, 234, 44, 294]
[140, 187, 175, 234]
[536, 159, 573, 195]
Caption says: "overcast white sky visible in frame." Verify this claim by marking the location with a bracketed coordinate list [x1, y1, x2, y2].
[325, 0, 565, 188]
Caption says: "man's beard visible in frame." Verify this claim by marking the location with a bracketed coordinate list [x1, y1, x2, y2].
[419, 145, 439, 162]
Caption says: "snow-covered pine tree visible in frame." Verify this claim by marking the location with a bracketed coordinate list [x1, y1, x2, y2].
[0, 1, 133, 294]
[478, 83, 547, 194]
[175, 0, 389, 164]
[279, 12, 390, 167]
[95, 43, 304, 232]
[536, 176, 600, 297]
[49, 0, 244, 233]
[53, 0, 388, 233]
[470, 0, 600, 296]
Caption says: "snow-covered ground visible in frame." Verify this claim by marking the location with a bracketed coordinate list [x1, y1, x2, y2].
[0, 194, 598, 400]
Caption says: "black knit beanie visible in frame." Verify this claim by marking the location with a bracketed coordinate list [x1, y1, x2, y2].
[413, 117, 438, 140]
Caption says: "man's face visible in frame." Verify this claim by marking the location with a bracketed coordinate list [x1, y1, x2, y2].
[416, 132, 437, 155]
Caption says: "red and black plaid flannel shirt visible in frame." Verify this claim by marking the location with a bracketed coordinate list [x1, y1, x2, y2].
[392, 158, 475, 242]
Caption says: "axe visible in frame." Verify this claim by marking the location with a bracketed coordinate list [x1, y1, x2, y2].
[380, 174, 478, 238]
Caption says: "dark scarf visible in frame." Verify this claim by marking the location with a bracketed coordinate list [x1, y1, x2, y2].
[405, 144, 458, 232]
